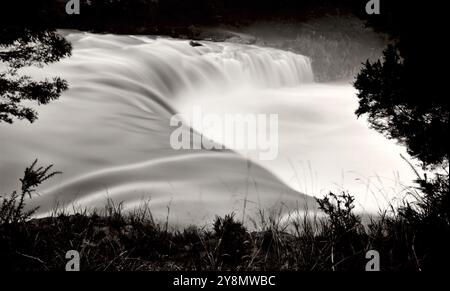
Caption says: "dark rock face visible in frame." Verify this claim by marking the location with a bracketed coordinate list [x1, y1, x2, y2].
[189, 40, 203, 47]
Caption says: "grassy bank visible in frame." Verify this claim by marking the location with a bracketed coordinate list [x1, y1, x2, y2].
[1, 162, 448, 271]
[1, 198, 447, 271]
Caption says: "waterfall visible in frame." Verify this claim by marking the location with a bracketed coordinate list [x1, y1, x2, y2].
[65, 33, 314, 109]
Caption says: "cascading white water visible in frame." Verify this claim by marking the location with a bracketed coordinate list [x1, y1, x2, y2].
[0, 32, 414, 225]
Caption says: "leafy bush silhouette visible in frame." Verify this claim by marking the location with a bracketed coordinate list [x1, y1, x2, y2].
[212, 213, 250, 267]
[0, 160, 60, 224]
[397, 172, 450, 270]
[316, 192, 366, 270]
[1, 4, 72, 123]
[355, 44, 448, 169]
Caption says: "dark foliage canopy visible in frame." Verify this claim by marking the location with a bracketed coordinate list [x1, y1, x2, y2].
[0, 3, 72, 123]
[355, 45, 448, 168]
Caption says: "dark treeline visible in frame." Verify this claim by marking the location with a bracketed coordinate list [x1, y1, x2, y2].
[2, 1, 447, 68]
[3, 0, 368, 31]
[3, 0, 447, 71]
[2, 0, 437, 34]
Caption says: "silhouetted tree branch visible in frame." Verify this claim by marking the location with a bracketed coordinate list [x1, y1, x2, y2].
[1, 7, 72, 124]
[354, 44, 448, 169]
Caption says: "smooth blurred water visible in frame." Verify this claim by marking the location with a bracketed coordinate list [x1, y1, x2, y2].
[0, 32, 414, 225]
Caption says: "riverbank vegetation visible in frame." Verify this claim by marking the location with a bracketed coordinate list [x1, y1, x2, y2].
[0, 159, 448, 271]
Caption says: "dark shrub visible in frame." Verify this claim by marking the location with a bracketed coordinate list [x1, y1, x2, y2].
[213, 213, 250, 268]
